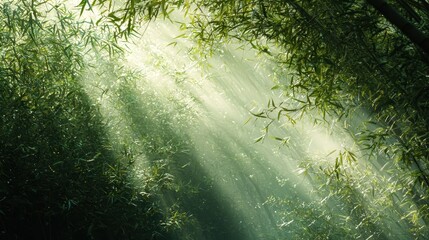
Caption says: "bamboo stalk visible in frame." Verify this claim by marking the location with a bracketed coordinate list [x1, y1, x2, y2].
[367, 0, 429, 55]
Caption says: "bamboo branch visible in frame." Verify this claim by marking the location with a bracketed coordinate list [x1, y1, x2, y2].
[367, 0, 429, 55]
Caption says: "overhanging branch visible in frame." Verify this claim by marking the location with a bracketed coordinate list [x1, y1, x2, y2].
[367, 0, 429, 55]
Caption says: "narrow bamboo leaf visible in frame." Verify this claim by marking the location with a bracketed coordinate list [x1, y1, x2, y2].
[254, 135, 264, 143]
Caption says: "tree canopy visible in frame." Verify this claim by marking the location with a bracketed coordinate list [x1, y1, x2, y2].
[88, 0, 429, 232]
[1, 0, 429, 238]
[89, 0, 429, 192]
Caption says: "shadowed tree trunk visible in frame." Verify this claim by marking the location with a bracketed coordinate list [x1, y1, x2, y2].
[397, 0, 422, 22]
[367, 0, 429, 55]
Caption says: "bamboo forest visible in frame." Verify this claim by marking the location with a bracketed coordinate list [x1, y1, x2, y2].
[1, 0, 429, 239]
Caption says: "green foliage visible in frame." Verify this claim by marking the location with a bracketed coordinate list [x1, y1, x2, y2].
[4, 0, 429, 238]
[81, 0, 187, 39]
[0, 1, 174, 239]
[146, 0, 429, 210]
[229, 0, 427, 183]
[97, 0, 425, 187]
[83, 51, 257, 239]
[267, 149, 429, 239]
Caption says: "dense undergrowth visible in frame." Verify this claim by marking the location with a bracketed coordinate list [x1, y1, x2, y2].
[0, 1, 173, 239]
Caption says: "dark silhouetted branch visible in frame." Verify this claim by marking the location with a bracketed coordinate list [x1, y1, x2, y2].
[367, 0, 429, 55]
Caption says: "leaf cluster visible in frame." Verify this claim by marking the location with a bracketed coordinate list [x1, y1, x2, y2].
[0, 1, 176, 239]
[172, 0, 429, 192]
